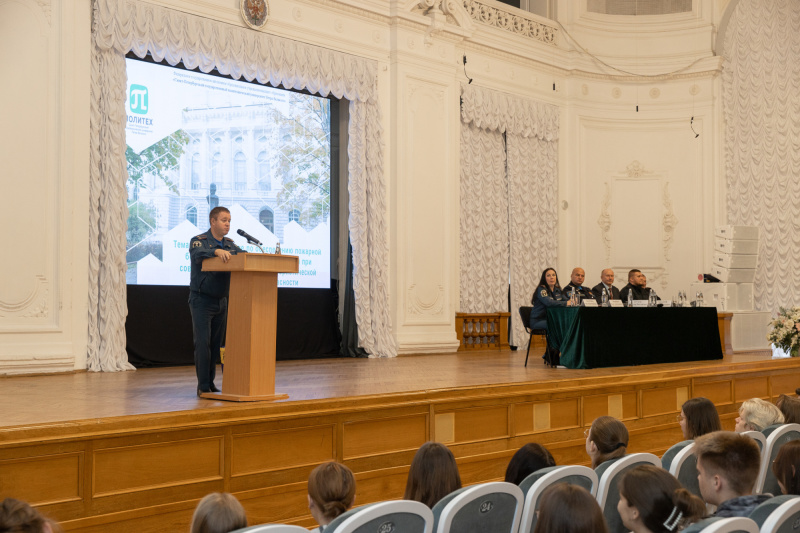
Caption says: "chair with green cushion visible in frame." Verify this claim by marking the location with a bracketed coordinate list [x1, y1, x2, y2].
[756, 424, 800, 495]
[517, 465, 598, 533]
[748, 495, 800, 531]
[230, 525, 309, 533]
[324, 501, 433, 533]
[595, 453, 661, 533]
[662, 440, 701, 499]
[680, 517, 759, 533]
[431, 482, 523, 533]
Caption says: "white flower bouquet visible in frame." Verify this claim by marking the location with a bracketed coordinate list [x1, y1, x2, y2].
[767, 306, 800, 356]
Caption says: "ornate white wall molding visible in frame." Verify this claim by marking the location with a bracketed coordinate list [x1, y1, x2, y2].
[462, 0, 557, 46]
[407, 284, 445, 315]
[0, 276, 49, 318]
[596, 160, 678, 292]
[36, 0, 52, 25]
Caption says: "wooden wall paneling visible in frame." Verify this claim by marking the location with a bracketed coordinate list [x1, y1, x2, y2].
[641, 383, 689, 418]
[693, 379, 734, 405]
[456, 448, 512, 485]
[582, 391, 637, 425]
[735, 375, 770, 402]
[771, 372, 800, 397]
[236, 480, 312, 526]
[343, 414, 427, 460]
[351, 465, 409, 505]
[452, 405, 509, 444]
[514, 398, 580, 436]
[232, 424, 335, 476]
[60, 500, 198, 533]
[0, 451, 83, 507]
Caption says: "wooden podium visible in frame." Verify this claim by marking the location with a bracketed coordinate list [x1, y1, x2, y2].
[200, 252, 299, 401]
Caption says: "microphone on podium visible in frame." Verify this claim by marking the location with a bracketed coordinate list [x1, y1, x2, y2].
[236, 228, 262, 245]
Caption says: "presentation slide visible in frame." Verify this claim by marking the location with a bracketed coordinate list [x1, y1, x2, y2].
[124, 57, 331, 289]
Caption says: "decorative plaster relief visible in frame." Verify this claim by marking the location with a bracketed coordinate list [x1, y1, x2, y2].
[408, 37, 417, 49]
[36, 0, 51, 25]
[689, 84, 700, 95]
[334, 18, 343, 33]
[598, 182, 612, 261]
[596, 161, 679, 291]
[461, 0, 557, 45]
[581, 84, 589, 95]
[612, 87, 621, 99]
[0, 276, 49, 318]
[649, 88, 660, 99]
[407, 284, 445, 315]
[292, 7, 302, 21]
[372, 30, 382, 43]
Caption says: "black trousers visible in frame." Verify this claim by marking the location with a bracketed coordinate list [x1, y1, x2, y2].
[189, 292, 227, 390]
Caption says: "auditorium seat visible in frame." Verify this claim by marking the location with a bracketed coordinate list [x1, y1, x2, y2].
[517, 465, 598, 533]
[680, 516, 759, 533]
[756, 424, 800, 495]
[742, 430, 767, 454]
[748, 495, 800, 531]
[230, 525, 309, 532]
[662, 441, 702, 498]
[595, 453, 661, 533]
[323, 501, 433, 533]
[431, 482, 523, 533]
[519, 307, 546, 367]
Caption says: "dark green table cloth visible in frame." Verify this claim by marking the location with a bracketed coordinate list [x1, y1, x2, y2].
[546, 307, 723, 369]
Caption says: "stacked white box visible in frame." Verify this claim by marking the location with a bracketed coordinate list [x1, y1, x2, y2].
[703, 225, 767, 350]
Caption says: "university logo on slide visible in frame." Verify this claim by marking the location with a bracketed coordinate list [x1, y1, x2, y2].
[129, 84, 149, 114]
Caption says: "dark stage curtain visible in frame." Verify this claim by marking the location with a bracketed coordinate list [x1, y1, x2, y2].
[126, 284, 341, 367]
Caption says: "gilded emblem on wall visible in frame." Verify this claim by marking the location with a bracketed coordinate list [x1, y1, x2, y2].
[240, 0, 269, 30]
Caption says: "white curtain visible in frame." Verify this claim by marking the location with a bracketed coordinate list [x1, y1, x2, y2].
[459, 123, 509, 314]
[507, 134, 558, 347]
[89, 0, 395, 370]
[721, 0, 800, 313]
[459, 84, 559, 347]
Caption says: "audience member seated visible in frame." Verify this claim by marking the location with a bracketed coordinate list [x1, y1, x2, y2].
[190, 493, 247, 533]
[307, 461, 356, 533]
[504, 442, 556, 485]
[586, 416, 629, 470]
[404, 442, 462, 508]
[735, 398, 784, 432]
[776, 394, 800, 424]
[617, 464, 706, 533]
[0, 498, 60, 533]
[772, 439, 800, 495]
[694, 431, 769, 517]
[532, 483, 609, 533]
[680, 397, 722, 440]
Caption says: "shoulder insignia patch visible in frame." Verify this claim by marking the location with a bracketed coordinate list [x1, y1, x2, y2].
[195, 234, 207, 240]
[540, 289, 547, 297]
[223, 237, 234, 242]
[192, 241, 202, 248]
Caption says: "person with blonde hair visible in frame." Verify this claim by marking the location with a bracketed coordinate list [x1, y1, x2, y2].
[735, 398, 784, 432]
[0, 498, 60, 533]
[190, 493, 247, 533]
[617, 465, 705, 533]
[308, 462, 356, 532]
[586, 416, 629, 469]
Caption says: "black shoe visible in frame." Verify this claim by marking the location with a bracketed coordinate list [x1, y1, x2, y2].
[197, 387, 212, 397]
[209, 383, 220, 393]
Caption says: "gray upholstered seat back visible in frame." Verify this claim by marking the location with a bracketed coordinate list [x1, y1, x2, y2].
[431, 482, 523, 533]
[759, 425, 800, 496]
[325, 501, 433, 533]
[517, 465, 598, 533]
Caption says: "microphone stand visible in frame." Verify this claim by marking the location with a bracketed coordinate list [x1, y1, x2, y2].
[246, 238, 265, 253]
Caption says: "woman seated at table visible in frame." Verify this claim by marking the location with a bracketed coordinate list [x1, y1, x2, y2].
[530, 267, 571, 331]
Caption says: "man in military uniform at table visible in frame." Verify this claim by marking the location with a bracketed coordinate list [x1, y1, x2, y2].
[189, 206, 244, 396]
[564, 267, 596, 303]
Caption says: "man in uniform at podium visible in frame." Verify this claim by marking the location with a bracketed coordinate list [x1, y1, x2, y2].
[189, 206, 243, 396]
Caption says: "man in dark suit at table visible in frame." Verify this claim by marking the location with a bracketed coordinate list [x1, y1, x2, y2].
[564, 267, 596, 303]
[619, 269, 650, 302]
[591, 268, 620, 302]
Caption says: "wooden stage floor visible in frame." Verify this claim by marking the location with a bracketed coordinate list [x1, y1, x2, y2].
[2, 349, 798, 533]
[0, 348, 783, 430]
